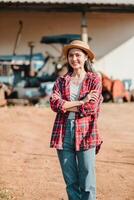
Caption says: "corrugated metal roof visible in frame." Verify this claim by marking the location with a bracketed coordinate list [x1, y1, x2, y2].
[1, 0, 134, 5]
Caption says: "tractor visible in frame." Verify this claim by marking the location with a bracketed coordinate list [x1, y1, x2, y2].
[0, 22, 81, 105]
[101, 73, 131, 103]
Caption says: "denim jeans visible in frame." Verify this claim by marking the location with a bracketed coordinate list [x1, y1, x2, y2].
[57, 119, 96, 200]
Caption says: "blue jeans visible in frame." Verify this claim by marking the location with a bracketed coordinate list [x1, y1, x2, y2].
[57, 119, 96, 200]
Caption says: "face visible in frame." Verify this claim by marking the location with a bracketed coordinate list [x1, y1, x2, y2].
[67, 48, 87, 70]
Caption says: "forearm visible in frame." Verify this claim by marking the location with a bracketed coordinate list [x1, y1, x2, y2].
[66, 106, 78, 112]
[63, 100, 84, 109]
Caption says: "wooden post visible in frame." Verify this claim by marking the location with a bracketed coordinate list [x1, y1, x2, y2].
[81, 12, 88, 44]
[28, 41, 35, 76]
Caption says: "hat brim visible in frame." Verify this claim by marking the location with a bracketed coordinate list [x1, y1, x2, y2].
[63, 44, 95, 61]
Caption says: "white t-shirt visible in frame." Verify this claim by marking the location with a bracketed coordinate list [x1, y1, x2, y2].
[68, 81, 82, 119]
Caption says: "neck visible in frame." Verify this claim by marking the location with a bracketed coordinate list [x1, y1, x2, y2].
[72, 68, 86, 78]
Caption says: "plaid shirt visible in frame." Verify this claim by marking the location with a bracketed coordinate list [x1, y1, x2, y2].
[50, 71, 103, 151]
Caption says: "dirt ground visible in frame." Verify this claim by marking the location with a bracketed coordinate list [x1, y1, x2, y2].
[0, 103, 134, 200]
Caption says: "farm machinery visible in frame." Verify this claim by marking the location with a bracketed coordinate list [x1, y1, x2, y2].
[101, 73, 131, 103]
[0, 21, 81, 104]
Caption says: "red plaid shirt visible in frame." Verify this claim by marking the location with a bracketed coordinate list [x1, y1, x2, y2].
[50, 71, 103, 151]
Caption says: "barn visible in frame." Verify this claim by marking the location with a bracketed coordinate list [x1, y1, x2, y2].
[0, 0, 134, 88]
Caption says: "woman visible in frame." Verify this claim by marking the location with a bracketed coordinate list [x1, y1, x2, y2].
[50, 40, 103, 200]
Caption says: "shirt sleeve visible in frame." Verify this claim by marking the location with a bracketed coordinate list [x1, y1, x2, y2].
[78, 75, 103, 117]
[49, 77, 66, 113]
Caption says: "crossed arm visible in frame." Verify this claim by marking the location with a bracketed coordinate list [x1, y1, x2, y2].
[50, 76, 102, 114]
[57, 90, 99, 112]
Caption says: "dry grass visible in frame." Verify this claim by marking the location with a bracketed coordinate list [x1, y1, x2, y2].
[0, 189, 15, 200]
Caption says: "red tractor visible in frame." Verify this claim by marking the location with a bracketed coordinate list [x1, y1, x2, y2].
[101, 73, 131, 103]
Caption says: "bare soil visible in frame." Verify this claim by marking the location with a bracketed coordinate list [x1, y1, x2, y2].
[0, 103, 134, 200]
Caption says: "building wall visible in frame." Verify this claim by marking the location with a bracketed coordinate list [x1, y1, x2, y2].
[0, 11, 134, 87]
[90, 12, 134, 88]
[0, 12, 82, 56]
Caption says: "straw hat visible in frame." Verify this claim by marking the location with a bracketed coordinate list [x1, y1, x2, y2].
[63, 40, 95, 61]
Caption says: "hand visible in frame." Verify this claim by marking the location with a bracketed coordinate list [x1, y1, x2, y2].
[83, 90, 99, 103]
[79, 100, 85, 105]
[89, 90, 99, 102]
